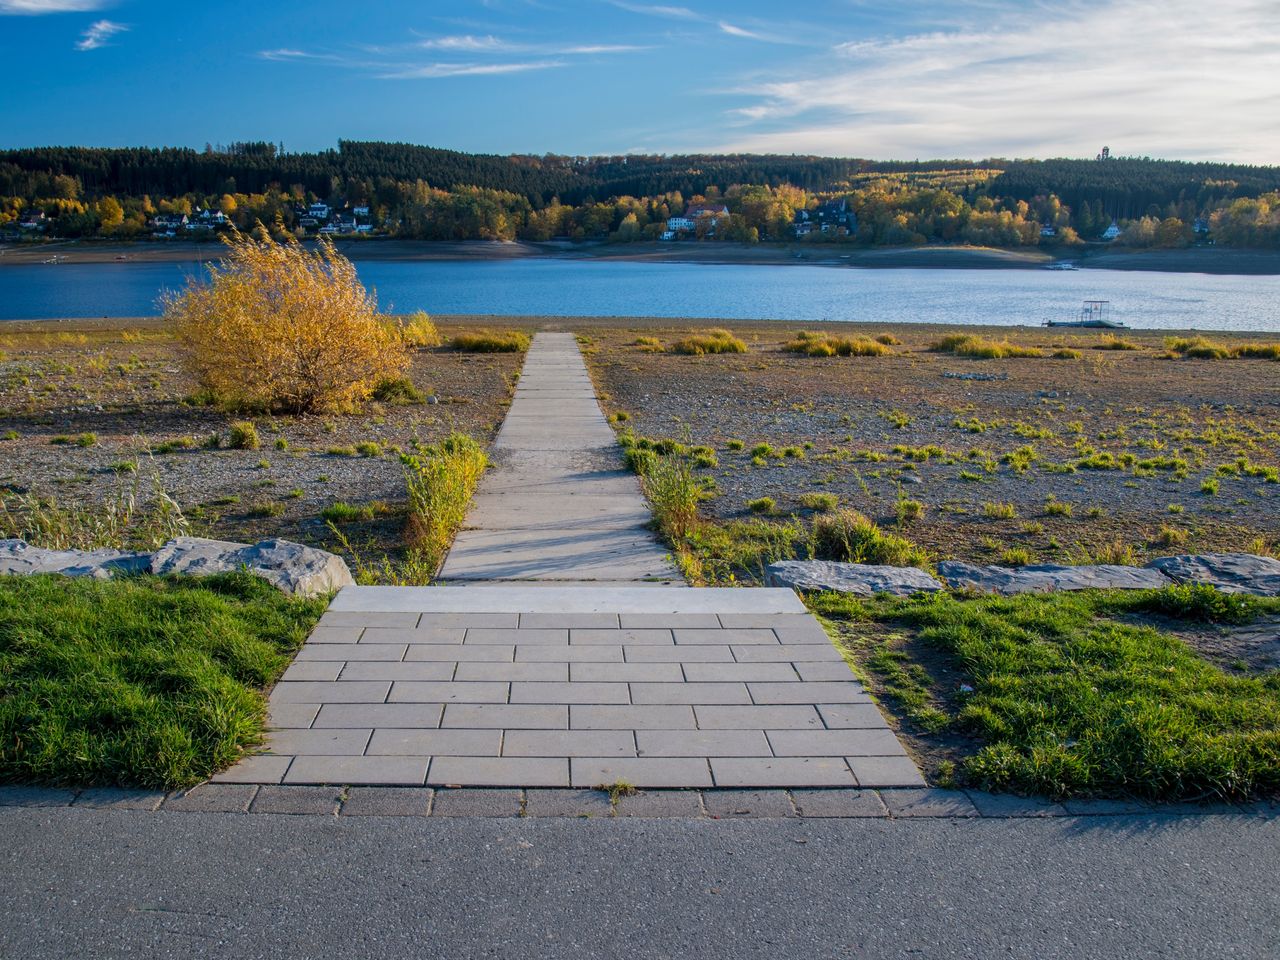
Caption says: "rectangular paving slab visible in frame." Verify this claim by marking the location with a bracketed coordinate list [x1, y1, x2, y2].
[222, 586, 920, 788]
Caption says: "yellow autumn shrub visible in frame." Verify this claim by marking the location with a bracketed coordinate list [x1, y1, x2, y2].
[163, 230, 408, 413]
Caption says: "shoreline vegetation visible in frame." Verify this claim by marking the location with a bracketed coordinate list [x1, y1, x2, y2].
[5, 237, 1280, 275]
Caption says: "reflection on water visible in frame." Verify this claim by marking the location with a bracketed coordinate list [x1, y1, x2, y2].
[1, 258, 1277, 331]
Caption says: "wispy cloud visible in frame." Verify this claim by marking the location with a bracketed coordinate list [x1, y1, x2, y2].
[710, 0, 1280, 163]
[417, 34, 512, 52]
[75, 17, 125, 50]
[261, 27, 646, 80]
[0, 0, 106, 13]
[609, 2, 701, 20]
[380, 60, 566, 80]
[259, 48, 348, 63]
[718, 22, 764, 40]
[414, 33, 647, 55]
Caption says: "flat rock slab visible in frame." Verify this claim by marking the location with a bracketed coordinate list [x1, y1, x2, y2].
[1145, 553, 1280, 596]
[151, 536, 353, 597]
[937, 561, 1171, 595]
[766, 560, 943, 597]
[0, 539, 149, 579]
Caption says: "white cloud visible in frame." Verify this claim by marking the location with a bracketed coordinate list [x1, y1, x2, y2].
[380, 60, 565, 80]
[75, 18, 126, 50]
[718, 21, 764, 40]
[418, 34, 511, 52]
[709, 0, 1280, 162]
[415, 34, 647, 55]
[609, 2, 701, 20]
[0, 0, 106, 13]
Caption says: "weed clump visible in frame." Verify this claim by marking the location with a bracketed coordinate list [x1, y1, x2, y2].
[400, 433, 488, 575]
[930, 334, 1044, 359]
[642, 453, 703, 541]
[1094, 335, 1140, 351]
[799, 492, 839, 512]
[389, 311, 440, 349]
[371, 376, 426, 405]
[1166, 336, 1230, 359]
[784, 331, 891, 357]
[452, 330, 531, 353]
[671, 328, 748, 355]
[811, 508, 929, 568]
[228, 421, 259, 450]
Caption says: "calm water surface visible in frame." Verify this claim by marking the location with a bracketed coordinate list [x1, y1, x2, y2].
[1, 258, 1277, 331]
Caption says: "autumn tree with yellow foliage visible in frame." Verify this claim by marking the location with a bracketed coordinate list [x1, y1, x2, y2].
[164, 230, 408, 413]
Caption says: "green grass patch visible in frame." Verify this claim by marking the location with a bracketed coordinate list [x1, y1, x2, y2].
[0, 573, 324, 789]
[815, 587, 1280, 800]
[452, 330, 530, 353]
[371, 376, 427, 405]
[400, 433, 488, 576]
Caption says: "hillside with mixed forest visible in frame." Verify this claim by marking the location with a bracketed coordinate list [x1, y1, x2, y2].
[2, 141, 1278, 249]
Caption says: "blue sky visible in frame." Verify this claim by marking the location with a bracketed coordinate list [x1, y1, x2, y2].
[2, 0, 1277, 161]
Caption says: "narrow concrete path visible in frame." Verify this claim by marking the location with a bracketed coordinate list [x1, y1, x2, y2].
[439, 331, 680, 584]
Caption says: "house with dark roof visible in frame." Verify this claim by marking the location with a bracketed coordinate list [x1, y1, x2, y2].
[793, 198, 856, 237]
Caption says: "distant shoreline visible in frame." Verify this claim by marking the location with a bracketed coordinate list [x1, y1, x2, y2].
[3, 238, 1279, 275]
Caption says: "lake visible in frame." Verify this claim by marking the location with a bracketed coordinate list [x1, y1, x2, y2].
[1, 258, 1277, 331]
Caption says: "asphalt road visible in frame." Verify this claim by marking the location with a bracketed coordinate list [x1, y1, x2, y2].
[3, 808, 1277, 960]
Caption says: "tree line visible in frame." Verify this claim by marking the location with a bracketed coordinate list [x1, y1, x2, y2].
[2, 142, 1279, 248]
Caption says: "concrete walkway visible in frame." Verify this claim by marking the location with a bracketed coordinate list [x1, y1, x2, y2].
[439, 331, 680, 584]
[217, 332, 921, 789]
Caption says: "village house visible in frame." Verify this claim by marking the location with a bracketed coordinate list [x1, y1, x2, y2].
[1101, 220, 1122, 241]
[18, 209, 47, 231]
[793, 198, 857, 237]
[148, 212, 189, 237]
[665, 202, 730, 238]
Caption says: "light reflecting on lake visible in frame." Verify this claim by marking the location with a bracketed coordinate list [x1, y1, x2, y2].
[1, 258, 1276, 331]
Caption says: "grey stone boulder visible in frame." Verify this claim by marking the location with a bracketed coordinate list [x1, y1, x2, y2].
[150, 537, 354, 597]
[766, 560, 944, 597]
[1145, 553, 1280, 596]
[0, 538, 151, 580]
[937, 561, 1171, 595]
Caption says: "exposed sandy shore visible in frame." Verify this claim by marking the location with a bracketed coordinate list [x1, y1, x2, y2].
[4, 238, 1278, 274]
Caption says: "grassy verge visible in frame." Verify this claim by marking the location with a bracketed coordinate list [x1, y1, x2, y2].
[0, 572, 325, 789]
[811, 586, 1280, 801]
[621, 433, 926, 584]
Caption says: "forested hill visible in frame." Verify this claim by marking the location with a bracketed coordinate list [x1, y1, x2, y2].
[5, 141, 1278, 212]
[3, 141, 1279, 248]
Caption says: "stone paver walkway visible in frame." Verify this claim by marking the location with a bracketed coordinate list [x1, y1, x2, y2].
[440, 331, 680, 584]
[218, 332, 921, 789]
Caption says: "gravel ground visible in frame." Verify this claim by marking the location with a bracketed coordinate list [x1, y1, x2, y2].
[0, 317, 524, 556]
[581, 320, 1280, 568]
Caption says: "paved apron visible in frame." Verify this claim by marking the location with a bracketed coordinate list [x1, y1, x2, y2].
[219, 333, 921, 788]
